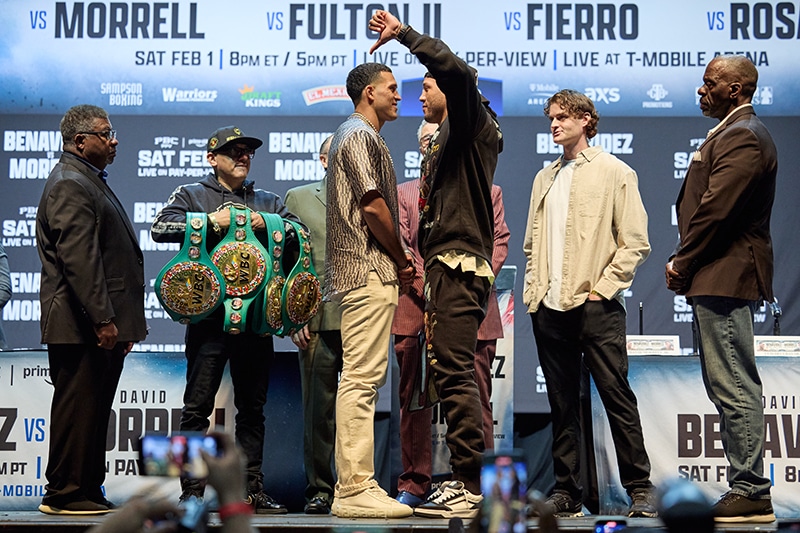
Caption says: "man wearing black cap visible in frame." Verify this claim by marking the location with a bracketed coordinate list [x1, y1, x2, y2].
[151, 125, 298, 513]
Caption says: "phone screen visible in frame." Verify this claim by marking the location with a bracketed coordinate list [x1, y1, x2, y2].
[480, 451, 528, 533]
[594, 520, 627, 533]
[139, 433, 218, 478]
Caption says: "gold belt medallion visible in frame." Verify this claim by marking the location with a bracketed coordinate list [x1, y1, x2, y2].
[159, 262, 223, 323]
[211, 242, 267, 297]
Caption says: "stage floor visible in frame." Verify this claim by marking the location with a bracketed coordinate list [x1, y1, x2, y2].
[0, 511, 784, 532]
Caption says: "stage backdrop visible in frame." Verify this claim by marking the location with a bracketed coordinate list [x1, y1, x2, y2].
[592, 356, 800, 519]
[3, 1, 800, 414]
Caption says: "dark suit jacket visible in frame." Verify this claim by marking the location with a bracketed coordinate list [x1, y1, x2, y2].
[284, 177, 341, 332]
[674, 105, 777, 302]
[36, 152, 147, 344]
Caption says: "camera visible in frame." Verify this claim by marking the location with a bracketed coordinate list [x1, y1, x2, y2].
[139, 433, 219, 478]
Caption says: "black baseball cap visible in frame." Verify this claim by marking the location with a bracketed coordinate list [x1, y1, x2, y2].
[206, 126, 263, 153]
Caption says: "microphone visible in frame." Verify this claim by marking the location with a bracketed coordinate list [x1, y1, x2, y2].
[769, 297, 782, 336]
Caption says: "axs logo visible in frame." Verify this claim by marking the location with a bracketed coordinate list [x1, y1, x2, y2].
[584, 87, 621, 104]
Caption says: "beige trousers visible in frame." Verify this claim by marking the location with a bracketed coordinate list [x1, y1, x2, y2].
[334, 271, 398, 494]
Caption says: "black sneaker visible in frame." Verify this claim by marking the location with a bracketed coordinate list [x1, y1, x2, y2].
[413, 481, 482, 519]
[38, 500, 110, 516]
[531, 491, 584, 518]
[627, 488, 658, 518]
[712, 491, 775, 523]
[304, 496, 331, 514]
[246, 491, 288, 515]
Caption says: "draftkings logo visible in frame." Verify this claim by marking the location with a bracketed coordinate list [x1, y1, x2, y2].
[239, 85, 281, 108]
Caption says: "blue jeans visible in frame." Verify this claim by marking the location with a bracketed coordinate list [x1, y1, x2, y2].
[692, 296, 772, 498]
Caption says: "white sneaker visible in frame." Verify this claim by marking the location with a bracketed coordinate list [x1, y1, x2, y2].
[331, 481, 413, 518]
[414, 480, 483, 519]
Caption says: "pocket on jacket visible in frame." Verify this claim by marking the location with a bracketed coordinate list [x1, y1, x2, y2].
[576, 189, 608, 218]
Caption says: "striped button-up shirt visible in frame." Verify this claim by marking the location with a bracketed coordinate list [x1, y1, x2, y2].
[324, 114, 400, 298]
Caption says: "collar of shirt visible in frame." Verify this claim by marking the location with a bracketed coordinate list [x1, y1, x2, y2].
[707, 103, 753, 138]
[65, 151, 108, 183]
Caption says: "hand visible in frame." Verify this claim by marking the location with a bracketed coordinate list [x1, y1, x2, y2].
[95, 321, 118, 350]
[291, 325, 311, 350]
[397, 253, 415, 295]
[665, 261, 688, 294]
[250, 211, 266, 231]
[587, 292, 603, 301]
[200, 432, 248, 505]
[210, 208, 232, 230]
[368, 10, 402, 54]
[86, 493, 181, 533]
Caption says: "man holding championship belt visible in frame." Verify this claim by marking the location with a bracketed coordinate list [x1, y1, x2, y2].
[151, 126, 299, 513]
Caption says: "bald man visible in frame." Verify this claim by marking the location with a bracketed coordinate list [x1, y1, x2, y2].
[667, 55, 777, 524]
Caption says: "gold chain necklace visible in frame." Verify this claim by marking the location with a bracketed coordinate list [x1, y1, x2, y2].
[352, 112, 379, 134]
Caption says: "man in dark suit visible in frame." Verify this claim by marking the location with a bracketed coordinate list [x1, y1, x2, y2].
[667, 55, 777, 524]
[36, 104, 147, 515]
[284, 135, 342, 515]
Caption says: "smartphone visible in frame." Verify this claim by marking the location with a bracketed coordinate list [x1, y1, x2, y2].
[479, 450, 528, 533]
[594, 519, 627, 533]
[139, 433, 218, 478]
[177, 495, 209, 533]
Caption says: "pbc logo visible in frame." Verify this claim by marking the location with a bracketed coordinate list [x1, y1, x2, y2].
[584, 87, 620, 104]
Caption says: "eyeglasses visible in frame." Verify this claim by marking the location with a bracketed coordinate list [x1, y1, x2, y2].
[78, 130, 117, 141]
[218, 146, 255, 160]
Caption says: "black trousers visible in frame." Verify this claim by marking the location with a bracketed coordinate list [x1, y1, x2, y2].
[425, 261, 489, 495]
[531, 300, 652, 500]
[180, 322, 274, 494]
[42, 342, 126, 506]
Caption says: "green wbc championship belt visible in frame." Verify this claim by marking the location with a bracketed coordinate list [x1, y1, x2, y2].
[209, 207, 269, 334]
[252, 212, 288, 336]
[281, 220, 321, 335]
[155, 212, 225, 324]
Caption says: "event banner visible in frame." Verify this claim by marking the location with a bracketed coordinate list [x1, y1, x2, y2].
[0, 352, 236, 511]
[592, 356, 800, 519]
[1, 1, 798, 116]
[3, 113, 800, 414]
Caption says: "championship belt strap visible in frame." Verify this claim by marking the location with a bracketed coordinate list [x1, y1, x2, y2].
[155, 212, 225, 324]
[210, 207, 270, 334]
[252, 212, 287, 336]
[281, 220, 321, 335]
